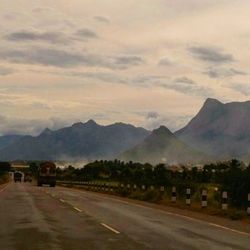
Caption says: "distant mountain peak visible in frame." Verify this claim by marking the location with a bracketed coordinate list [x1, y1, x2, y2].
[175, 98, 250, 159]
[121, 124, 207, 164]
[71, 120, 99, 128]
[72, 122, 84, 127]
[204, 98, 222, 107]
[85, 119, 97, 125]
[194, 98, 224, 119]
[40, 128, 52, 136]
[152, 126, 173, 136]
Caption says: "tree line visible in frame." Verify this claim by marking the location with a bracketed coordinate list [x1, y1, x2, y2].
[55, 159, 250, 208]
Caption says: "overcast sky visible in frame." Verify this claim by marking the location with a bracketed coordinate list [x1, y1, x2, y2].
[0, 0, 250, 135]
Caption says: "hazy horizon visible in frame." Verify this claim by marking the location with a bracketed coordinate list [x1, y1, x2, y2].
[0, 97, 247, 137]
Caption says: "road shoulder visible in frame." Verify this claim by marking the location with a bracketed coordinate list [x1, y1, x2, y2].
[0, 182, 9, 193]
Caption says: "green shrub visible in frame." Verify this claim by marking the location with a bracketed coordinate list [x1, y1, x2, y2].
[129, 191, 144, 200]
[117, 188, 130, 197]
[228, 210, 245, 220]
[142, 190, 161, 202]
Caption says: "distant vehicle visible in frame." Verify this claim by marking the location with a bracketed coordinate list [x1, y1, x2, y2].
[14, 172, 22, 182]
[37, 162, 56, 187]
[24, 172, 32, 182]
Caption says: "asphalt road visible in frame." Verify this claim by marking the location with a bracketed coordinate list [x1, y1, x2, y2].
[0, 182, 249, 250]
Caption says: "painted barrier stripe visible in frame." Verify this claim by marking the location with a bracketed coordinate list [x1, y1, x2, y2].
[101, 223, 120, 234]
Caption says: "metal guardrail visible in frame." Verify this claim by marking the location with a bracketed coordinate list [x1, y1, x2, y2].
[57, 180, 250, 214]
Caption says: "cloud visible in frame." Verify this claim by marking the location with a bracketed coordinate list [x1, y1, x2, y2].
[32, 7, 57, 14]
[67, 71, 128, 84]
[138, 111, 192, 131]
[61, 72, 172, 88]
[75, 28, 98, 39]
[0, 93, 52, 111]
[225, 83, 250, 96]
[114, 56, 144, 67]
[31, 102, 51, 110]
[146, 111, 159, 119]
[52, 69, 212, 98]
[4, 28, 99, 45]
[0, 66, 14, 76]
[0, 115, 71, 136]
[160, 77, 214, 97]
[2, 11, 31, 22]
[133, 74, 213, 97]
[158, 57, 174, 66]
[204, 67, 246, 78]
[144, 111, 166, 130]
[4, 30, 71, 44]
[0, 47, 144, 69]
[174, 77, 195, 85]
[94, 16, 110, 24]
[133, 75, 167, 86]
[188, 46, 234, 64]
[0, 48, 88, 68]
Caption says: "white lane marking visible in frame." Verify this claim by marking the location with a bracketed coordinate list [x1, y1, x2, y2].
[73, 207, 82, 212]
[62, 187, 201, 222]
[60, 199, 66, 203]
[0, 184, 8, 193]
[101, 223, 120, 234]
[59, 186, 250, 237]
[208, 223, 250, 237]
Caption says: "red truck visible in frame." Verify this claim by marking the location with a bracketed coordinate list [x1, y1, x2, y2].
[37, 162, 56, 187]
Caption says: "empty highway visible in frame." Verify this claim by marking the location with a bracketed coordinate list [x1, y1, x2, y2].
[0, 182, 250, 250]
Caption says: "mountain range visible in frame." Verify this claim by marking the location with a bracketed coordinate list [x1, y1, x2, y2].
[0, 98, 249, 163]
[0, 135, 23, 150]
[0, 120, 149, 161]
